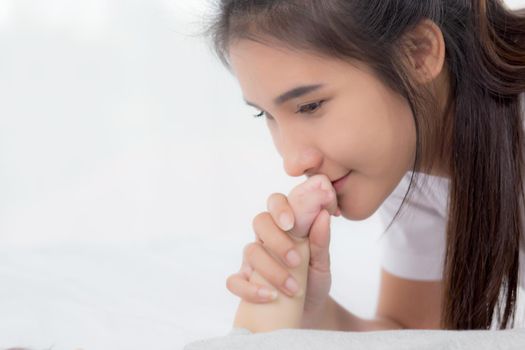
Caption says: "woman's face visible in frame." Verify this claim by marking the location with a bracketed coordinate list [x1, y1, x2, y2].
[229, 39, 417, 220]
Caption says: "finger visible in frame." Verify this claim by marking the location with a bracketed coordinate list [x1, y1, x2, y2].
[226, 272, 279, 303]
[244, 242, 301, 297]
[308, 209, 331, 273]
[239, 261, 253, 279]
[266, 192, 295, 231]
[252, 211, 302, 268]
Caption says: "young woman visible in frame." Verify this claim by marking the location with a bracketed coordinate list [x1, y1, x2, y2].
[202, 0, 525, 330]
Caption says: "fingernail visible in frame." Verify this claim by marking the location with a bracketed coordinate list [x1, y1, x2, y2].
[279, 213, 293, 231]
[257, 287, 278, 300]
[286, 249, 301, 267]
[285, 277, 299, 295]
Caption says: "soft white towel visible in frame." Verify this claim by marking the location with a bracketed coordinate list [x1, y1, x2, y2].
[184, 327, 525, 350]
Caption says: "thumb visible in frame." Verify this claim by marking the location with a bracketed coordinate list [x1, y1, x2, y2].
[308, 209, 331, 273]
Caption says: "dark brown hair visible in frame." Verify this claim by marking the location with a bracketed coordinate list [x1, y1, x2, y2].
[200, 0, 525, 330]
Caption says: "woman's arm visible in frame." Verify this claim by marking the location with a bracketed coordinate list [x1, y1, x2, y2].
[304, 268, 443, 331]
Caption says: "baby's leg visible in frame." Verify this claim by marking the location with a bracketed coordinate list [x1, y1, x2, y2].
[233, 234, 310, 332]
[233, 175, 337, 333]
[287, 175, 338, 239]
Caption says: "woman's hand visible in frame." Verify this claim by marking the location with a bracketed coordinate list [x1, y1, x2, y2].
[226, 175, 339, 324]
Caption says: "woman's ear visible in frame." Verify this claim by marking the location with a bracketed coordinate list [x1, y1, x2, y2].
[402, 18, 446, 84]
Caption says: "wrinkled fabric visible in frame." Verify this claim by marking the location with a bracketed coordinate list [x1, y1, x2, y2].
[185, 327, 525, 350]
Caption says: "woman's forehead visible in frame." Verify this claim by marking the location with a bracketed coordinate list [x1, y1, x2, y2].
[230, 40, 373, 103]
[229, 39, 368, 79]
[230, 40, 336, 71]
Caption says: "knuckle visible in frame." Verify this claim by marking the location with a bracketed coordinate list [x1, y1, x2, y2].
[225, 275, 236, 292]
[283, 243, 296, 257]
[243, 242, 259, 258]
[251, 212, 268, 231]
[280, 274, 293, 288]
[274, 235, 294, 254]
[267, 192, 286, 211]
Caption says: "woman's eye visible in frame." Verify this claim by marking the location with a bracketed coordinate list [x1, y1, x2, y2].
[252, 110, 274, 120]
[296, 100, 326, 114]
[253, 110, 265, 118]
[251, 100, 326, 119]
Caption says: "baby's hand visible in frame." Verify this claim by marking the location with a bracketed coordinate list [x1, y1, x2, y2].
[287, 174, 340, 239]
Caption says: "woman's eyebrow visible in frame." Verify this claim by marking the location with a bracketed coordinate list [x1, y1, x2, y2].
[244, 83, 326, 109]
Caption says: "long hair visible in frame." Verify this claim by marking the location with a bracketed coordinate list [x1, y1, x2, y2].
[201, 0, 525, 329]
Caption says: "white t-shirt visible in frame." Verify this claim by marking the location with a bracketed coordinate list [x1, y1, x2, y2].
[376, 171, 525, 291]
[377, 92, 525, 290]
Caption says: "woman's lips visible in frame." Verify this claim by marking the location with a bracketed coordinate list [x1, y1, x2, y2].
[331, 171, 351, 192]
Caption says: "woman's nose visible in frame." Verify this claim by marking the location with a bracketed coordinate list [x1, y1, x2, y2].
[281, 146, 323, 177]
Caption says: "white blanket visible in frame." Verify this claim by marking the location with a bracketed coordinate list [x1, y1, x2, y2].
[184, 327, 525, 349]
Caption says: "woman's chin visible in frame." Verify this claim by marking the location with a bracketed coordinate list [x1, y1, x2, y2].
[337, 199, 376, 221]
[334, 174, 383, 221]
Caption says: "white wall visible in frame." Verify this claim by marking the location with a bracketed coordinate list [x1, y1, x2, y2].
[0, 0, 383, 324]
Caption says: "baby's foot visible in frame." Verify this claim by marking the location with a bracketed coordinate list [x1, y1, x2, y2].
[287, 174, 339, 239]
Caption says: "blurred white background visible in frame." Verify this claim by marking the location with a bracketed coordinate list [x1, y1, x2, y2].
[0, 0, 524, 349]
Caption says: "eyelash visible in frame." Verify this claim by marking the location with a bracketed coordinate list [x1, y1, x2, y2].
[253, 100, 327, 119]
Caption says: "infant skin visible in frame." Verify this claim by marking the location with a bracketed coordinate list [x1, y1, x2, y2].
[233, 174, 338, 333]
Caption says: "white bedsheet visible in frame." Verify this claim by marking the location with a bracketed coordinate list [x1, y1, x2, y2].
[0, 212, 388, 350]
[185, 327, 525, 350]
[1, 238, 523, 350]
[0, 239, 241, 350]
